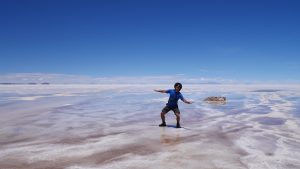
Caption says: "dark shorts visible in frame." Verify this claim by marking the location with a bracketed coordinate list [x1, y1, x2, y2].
[162, 105, 180, 114]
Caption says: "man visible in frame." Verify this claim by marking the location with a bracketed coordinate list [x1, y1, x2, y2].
[154, 82, 192, 128]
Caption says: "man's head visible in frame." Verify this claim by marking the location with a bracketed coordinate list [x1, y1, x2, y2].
[174, 82, 182, 92]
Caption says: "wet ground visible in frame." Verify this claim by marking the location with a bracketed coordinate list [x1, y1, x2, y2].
[0, 84, 300, 169]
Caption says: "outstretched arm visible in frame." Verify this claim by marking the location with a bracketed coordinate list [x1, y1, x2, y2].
[154, 89, 167, 93]
[183, 99, 193, 104]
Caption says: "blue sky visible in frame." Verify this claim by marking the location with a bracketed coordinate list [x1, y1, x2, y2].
[1, 0, 300, 82]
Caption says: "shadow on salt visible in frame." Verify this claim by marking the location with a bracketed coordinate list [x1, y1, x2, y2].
[207, 101, 271, 115]
[251, 89, 281, 92]
[253, 117, 286, 125]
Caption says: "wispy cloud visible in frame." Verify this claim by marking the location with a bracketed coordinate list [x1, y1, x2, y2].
[0, 73, 239, 84]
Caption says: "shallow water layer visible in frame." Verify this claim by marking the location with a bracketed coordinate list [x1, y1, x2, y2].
[0, 84, 300, 169]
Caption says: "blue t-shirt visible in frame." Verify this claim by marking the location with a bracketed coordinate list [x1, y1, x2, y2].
[166, 89, 184, 108]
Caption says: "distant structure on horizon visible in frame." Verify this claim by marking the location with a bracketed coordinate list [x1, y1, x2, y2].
[0, 82, 50, 85]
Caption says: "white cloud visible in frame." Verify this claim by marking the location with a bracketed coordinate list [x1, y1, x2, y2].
[0, 73, 251, 84]
[0, 73, 294, 85]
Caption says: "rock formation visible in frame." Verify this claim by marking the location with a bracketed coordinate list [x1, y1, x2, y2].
[204, 96, 226, 102]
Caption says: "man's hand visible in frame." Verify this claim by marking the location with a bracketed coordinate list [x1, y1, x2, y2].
[184, 100, 193, 104]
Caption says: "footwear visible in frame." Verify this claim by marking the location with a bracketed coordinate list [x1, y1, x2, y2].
[176, 124, 181, 128]
[159, 122, 166, 127]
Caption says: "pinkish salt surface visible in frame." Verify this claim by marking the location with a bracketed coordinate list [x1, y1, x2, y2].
[0, 84, 300, 169]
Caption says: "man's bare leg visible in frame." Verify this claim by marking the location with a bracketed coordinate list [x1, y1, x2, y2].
[159, 112, 166, 127]
[175, 113, 181, 128]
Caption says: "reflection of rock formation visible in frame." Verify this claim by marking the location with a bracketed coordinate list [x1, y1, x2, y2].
[204, 97, 226, 104]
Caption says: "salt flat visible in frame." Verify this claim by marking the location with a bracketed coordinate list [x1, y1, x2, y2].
[0, 84, 300, 169]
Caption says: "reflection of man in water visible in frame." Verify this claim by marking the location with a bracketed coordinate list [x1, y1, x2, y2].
[154, 82, 192, 128]
[160, 132, 181, 145]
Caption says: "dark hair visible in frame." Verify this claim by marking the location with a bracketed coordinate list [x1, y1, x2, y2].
[174, 82, 182, 89]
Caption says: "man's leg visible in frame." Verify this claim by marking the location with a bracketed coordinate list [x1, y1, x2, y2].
[175, 113, 181, 128]
[161, 112, 166, 123]
[159, 112, 167, 126]
[159, 106, 170, 127]
[174, 108, 181, 128]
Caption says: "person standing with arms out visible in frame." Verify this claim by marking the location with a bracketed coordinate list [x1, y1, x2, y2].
[154, 82, 193, 128]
